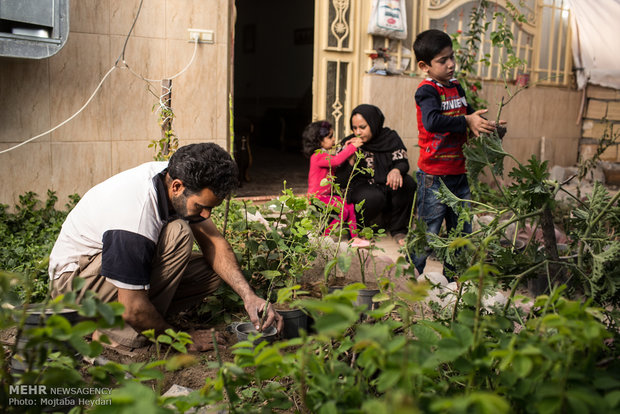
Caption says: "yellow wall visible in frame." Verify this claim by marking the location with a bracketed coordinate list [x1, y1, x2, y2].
[0, 0, 232, 206]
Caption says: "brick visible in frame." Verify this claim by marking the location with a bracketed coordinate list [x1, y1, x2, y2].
[587, 85, 618, 100]
[585, 100, 607, 119]
[607, 102, 620, 121]
[599, 144, 618, 162]
[578, 144, 598, 161]
[582, 120, 608, 138]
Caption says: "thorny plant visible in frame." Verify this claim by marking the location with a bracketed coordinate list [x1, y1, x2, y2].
[148, 82, 179, 161]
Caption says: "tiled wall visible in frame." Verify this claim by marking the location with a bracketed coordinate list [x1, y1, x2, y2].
[0, 0, 231, 206]
[362, 74, 583, 178]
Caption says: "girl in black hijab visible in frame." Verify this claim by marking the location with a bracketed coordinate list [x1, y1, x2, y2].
[335, 104, 416, 244]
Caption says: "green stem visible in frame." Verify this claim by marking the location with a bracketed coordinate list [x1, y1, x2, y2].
[502, 260, 548, 315]
[451, 281, 466, 322]
[472, 259, 485, 345]
[212, 329, 236, 413]
[578, 190, 620, 268]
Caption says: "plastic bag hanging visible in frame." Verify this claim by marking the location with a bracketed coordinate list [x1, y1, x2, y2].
[367, 0, 408, 40]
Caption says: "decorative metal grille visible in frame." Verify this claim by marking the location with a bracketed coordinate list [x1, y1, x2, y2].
[327, 0, 352, 51]
[325, 60, 349, 140]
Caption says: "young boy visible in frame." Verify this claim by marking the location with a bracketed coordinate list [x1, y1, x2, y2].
[411, 29, 503, 277]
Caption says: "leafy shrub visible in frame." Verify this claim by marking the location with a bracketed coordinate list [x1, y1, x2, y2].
[0, 191, 79, 302]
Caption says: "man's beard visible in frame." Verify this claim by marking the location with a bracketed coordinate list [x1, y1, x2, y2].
[170, 192, 200, 221]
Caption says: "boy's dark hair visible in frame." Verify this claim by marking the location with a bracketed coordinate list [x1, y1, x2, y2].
[413, 29, 453, 64]
[302, 120, 332, 158]
[167, 143, 239, 198]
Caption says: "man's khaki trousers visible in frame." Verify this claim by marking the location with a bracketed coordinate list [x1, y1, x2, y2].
[52, 219, 221, 347]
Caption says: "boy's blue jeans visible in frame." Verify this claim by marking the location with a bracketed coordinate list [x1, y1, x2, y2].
[410, 170, 472, 275]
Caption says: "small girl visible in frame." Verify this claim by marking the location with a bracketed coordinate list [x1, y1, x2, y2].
[303, 120, 369, 247]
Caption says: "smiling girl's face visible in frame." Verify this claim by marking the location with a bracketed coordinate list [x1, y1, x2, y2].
[320, 129, 335, 149]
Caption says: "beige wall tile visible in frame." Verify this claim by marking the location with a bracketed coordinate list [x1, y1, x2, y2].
[165, 0, 220, 41]
[49, 33, 112, 142]
[108, 36, 165, 142]
[0, 142, 52, 206]
[169, 39, 220, 144]
[111, 140, 158, 174]
[50, 142, 112, 200]
[70, 0, 110, 34]
[0, 59, 51, 144]
[110, 0, 166, 38]
[215, 42, 231, 147]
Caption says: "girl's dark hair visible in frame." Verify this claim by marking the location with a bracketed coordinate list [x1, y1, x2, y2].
[167, 143, 239, 198]
[302, 120, 332, 158]
[413, 29, 452, 64]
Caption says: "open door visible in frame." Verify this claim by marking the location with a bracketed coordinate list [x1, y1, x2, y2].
[233, 0, 314, 196]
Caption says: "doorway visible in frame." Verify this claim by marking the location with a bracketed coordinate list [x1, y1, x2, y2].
[233, 0, 315, 197]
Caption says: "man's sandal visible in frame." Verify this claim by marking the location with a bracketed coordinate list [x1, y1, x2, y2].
[92, 330, 145, 358]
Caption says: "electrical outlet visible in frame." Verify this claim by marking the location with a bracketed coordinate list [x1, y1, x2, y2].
[188, 29, 214, 44]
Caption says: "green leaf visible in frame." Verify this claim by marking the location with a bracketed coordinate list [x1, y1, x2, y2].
[337, 253, 352, 273]
[512, 354, 533, 378]
[71, 320, 98, 337]
[156, 334, 172, 344]
[413, 323, 440, 345]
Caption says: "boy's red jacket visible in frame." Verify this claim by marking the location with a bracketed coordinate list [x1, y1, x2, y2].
[415, 78, 472, 175]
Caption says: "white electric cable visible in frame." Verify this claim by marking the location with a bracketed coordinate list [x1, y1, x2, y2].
[122, 36, 200, 83]
[0, 66, 117, 155]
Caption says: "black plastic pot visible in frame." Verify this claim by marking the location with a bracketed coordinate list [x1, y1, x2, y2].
[234, 322, 278, 345]
[327, 285, 380, 315]
[355, 288, 380, 311]
[277, 308, 308, 339]
[11, 307, 79, 375]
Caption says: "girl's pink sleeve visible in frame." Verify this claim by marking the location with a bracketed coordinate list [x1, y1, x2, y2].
[313, 144, 357, 168]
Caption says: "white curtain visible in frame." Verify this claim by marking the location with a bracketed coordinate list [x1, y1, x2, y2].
[568, 0, 620, 90]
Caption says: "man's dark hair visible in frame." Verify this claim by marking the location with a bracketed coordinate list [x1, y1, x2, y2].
[413, 29, 453, 64]
[302, 120, 332, 158]
[167, 143, 239, 198]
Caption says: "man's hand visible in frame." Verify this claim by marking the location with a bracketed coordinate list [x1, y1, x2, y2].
[244, 295, 284, 333]
[386, 168, 403, 190]
[465, 109, 496, 136]
[187, 329, 227, 352]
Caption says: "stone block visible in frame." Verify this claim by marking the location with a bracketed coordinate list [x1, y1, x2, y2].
[582, 120, 609, 139]
[587, 85, 618, 100]
[607, 102, 620, 121]
[586, 100, 607, 119]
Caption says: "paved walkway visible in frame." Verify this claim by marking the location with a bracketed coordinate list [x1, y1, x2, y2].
[373, 236, 443, 275]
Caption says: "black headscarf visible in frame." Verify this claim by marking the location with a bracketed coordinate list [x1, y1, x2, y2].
[349, 104, 406, 153]
[341, 104, 408, 185]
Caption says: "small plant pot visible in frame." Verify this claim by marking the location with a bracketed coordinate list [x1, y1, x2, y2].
[277, 308, 308, 339]
[355, 289, 380, 311]
[327, 286, 343, 294]
[14, 307, 79, 352]
[234, 322, 278, 345]
[11, 307, 79, 374]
